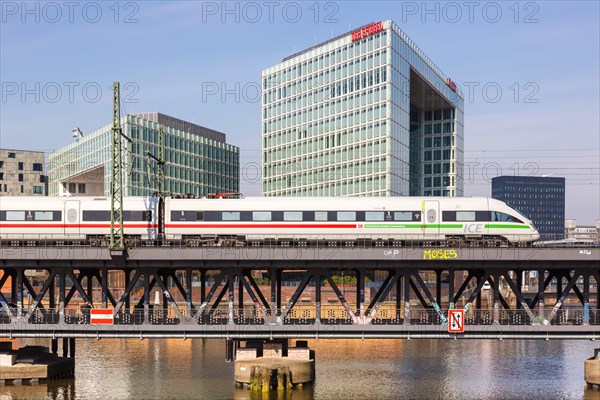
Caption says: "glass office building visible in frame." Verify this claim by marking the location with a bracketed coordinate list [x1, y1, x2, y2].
[48, 112, 239, 197]
[261, 20, 464, 197]
[492, 176, 565, 239]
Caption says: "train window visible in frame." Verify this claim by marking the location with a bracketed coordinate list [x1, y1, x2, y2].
[171, 211, 200, 222]
[491, 211, 523, 223]
[124, 211, 148, 221]
[204, 211, 220, 221]
[6, 211, 25, 221]
[365, 212, 384, 221]
[284, 211, 302, 221]
[394, 212, 413, 221]
[222, 212, 240, 221]
[83, 211, 110, 221]
[302, 211, 315, 221]
[253, 211, 272, 221]
[442, 211, 456, 221]
[475, 211, 491, 221]
[315, 212, 328, 221]
[34, 211, 54, 221]
[337, 211, 356, 221]
[456, 211, 476, 221]
[196, 212, 204, 221]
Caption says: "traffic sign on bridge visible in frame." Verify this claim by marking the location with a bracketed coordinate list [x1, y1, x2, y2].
[448, 309, 464, 333]
[91, 309, 114, 325]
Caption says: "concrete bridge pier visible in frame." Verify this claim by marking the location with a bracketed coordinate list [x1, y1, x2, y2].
[234, 339, 315, 390]
[585, 348, 600, 389]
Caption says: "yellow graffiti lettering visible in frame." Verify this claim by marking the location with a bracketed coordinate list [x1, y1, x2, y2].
[423, 249, 459, 260]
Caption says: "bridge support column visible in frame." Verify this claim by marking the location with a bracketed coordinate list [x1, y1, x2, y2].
[276, 269, 282, 316]
[186, 268, 192, 318]
[16, 269, 23, 318]
[58, 270, 65, 324]
[583, 275, 590, 325]
[270, 268, 277, 317]
[200, 270, 206, 304]
[516, 271, 523, 309]
[124, 270, 130, 313]
[87, 272, 93, 306]
[395, 276, 402, 319]
[69, 338, 75, 359]
[357, 269, 365, 322]
[403, 274, 410, 324]
[49, 275, 56, 312]
[228, 276, 235, 325]
[493, 273, 500, 324]
[143, 272, 150, 323]
[225, 339, 234, 363]
[435, 271, 442, 310]
[62, 338, 68, 358]
[238, 275, 244, 319]
[51, 338, 58, 355]
[101, 268, 108, 308]
[537, 269, 545, 320]
[476, 275, 482, 325]
[315, 274, 321, 324]
[448, 270, 455, 310]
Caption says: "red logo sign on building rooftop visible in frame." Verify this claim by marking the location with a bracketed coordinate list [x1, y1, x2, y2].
[446, 78, 457, 92]
[352, 21, 384, 42]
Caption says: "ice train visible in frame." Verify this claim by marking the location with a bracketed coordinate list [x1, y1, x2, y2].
[0, 195, 539, 246]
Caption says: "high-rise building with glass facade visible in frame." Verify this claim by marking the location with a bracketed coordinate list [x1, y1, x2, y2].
[492, 176, 565, 239]
[48, 112, 239, 197]
[261, 20, 464, 197]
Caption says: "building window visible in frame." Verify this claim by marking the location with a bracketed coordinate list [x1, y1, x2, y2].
[78, 183, 86, 194]
[68, 183, 76, 193]
[8, 152, 16, 158]
[40, 175, 45, 183]
[0, 161, 3, 168]
[18, 173, 23, 182]
[18, 162, 23, 170]
[0, 173, 3, 180]
[33, 186, 43, 194]
[33, 163, 43, 171]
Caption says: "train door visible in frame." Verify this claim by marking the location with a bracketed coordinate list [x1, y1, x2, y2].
[64, 200, 81, 239]
[423, 200, 440, 238]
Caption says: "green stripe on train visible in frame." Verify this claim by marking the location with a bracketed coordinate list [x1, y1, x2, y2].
[363, 223, 530, 229]
[363, 224, 463, 229]
[485, 224, 530, 229]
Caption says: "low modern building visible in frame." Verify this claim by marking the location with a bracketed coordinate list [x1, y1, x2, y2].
[491, 176, 565, 239]
[565, 219, 600, 242]
[48, 112, 240, 197]
[261, 19, 464, 197]
[0, 149, 46, 196]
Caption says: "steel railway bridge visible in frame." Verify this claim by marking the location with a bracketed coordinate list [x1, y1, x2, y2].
[1, 245, 599, 342]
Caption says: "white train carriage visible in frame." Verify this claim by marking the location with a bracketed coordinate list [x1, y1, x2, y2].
[164, 196, 539, 245]
[0, 196, 158, 244]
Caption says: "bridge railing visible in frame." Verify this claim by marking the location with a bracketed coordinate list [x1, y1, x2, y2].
[4, 233, 585, 248]
[3, 305, 598, 326]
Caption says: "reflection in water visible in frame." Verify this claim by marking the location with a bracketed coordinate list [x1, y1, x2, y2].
[0, 337, 599, 399]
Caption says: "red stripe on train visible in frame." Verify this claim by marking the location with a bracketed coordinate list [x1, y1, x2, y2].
[0, 224, 157, 228]
[163, 223, 358, 229]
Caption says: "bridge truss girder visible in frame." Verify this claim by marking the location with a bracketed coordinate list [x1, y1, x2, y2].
[1, 264, 599, 335]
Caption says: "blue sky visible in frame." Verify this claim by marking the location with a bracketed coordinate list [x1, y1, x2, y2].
[1, 1, 598, 223]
